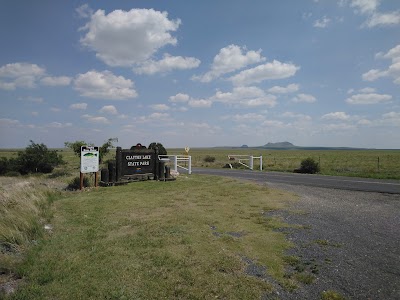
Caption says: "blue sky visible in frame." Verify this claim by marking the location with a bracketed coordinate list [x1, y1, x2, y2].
[1, 0, 399, 149]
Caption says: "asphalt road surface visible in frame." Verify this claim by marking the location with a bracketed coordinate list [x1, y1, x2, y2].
[193, 168, 400, 194]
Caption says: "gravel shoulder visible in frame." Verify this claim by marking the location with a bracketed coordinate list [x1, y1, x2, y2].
[266, 183, 400, 300]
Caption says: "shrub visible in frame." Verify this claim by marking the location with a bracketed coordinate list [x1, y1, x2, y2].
[296, 157, 320, 174]
[204, 155, 216, 163]
[66, 176, 90, 190]
[148, 142, 167, 155]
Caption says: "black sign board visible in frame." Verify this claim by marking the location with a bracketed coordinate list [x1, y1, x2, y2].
[116, 147, 158, 181]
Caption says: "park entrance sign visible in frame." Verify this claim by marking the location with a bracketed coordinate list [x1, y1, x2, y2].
[116, 146, 158, 181]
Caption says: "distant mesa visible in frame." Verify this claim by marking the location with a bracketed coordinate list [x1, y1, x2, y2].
[241, 144, 249, 148]
[262, 142, 296, 149]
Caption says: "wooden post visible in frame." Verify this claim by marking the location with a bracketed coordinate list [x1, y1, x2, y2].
[80, 172, 84, 190]
[94, 171, 98, 187]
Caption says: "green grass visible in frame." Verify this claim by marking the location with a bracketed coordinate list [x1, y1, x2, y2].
[169, 148, 400, 179]
[8, 175, 299, 299]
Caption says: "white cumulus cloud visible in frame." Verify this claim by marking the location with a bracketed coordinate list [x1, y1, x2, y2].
[192, 44, 265, 82]
[212, 86, 277, 107]
[150, 104, 170, 111]
[188, 99, 212, 108]
[74, 70, 138, 100]
[365, 43, 400, 83]
[321, 111, 351, 120]
[99, 105, 118, 115]
[229, 60, 299, 86]
[169, 93, 190, 103]
[0, 62, 46, 90]
[80, 8, 181, 67]
[292, 93, 317, 103]
[82, 114, 110, 124]
[346, 93, 392, 104]
[134, 54, 200, 75]
[268, 83, 299, 94]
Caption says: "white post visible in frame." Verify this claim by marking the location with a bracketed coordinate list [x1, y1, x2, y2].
[260, 156, 263, 171]
[188, 156, 192, 174]
[173, 155, 178, 173]
[250, 156, 254, 170]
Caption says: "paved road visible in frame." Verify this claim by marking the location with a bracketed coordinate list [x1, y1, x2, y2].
[193, 168, 400, 194]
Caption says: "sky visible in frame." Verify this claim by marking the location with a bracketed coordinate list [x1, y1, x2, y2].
[0, 0, 399, 149]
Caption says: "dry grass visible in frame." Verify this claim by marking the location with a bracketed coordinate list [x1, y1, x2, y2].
[0, 177, 61, 287]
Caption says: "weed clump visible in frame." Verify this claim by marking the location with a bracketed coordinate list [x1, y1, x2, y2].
[204, 155, 216, 163]
[66, 176, 90, 190]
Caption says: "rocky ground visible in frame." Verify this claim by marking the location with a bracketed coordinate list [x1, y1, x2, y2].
[265, 183, 400, 299]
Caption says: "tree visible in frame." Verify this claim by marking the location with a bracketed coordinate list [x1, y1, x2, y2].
[64, 141, 89, 157]
[16, 140, 64, 174]
[148, 142, 167, 155]
[65, 138, 118, 163]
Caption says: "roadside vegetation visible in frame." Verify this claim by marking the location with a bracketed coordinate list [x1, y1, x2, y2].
[0, 145, 397, 298]
[3, 175, 302, 299]
[170, 147, 400, 179]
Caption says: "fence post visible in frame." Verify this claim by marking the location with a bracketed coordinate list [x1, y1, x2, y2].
[250, 156, 254, 170]
[173, 155, 178, 173]
[260, 156, 263, 171]
[188, 156, 192, 174]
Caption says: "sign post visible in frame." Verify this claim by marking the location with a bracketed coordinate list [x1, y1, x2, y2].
[80, 146, 99, 190]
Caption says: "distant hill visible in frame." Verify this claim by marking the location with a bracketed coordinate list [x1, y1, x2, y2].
[262, 142, 297, 149]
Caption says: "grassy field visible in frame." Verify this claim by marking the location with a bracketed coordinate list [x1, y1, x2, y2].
[1, 175, 310, 299]
[2, 147, 400, 179]
[169, 148, 400, 179]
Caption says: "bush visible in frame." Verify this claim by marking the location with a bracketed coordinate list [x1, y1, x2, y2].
[204, 155, 216, 163]
[66, 176, 90, 191]
[296, 157, 320, 174]
[148, 142, 167, 155]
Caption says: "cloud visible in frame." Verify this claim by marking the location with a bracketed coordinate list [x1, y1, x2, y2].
[46, 122, 72, 128]
[150, 104, 170, 111]
[80, 8, 181, 67]
[346, 93, 392, 104]
[321, 111, 351, 120]
[81, 114, 110, 124]
[350, 0, 379, 15]
[358, 87, 376, 93]
[365, 11, 400, 27]
[18, 96, 44, 103]
[134, 54, 200, 75]
[282, 112, 312, 121]
[70, 103, 88, 110]
[99, 105, 118, 115]
[40, 76, 72, 86]
[268, 83, 299, 94]
[229, 60, 299, 86]
[192, 44, 265, 82]
[50, 107, 61, 112]
[223, 113, 266, 123]
[212, 86, 277, 107]
[314, 16, 331, 28]
[76, 4, 93, 18]
[188, 99, 212, 108]
[346, 0, 400, 27]
[74, 70, 138, 100]
[169, 93, 190, 103]
[364, 44, 400, 84]
[0, 118, 21, 126]
[291, 93, 317, 103]
[0, 62, 46, 90]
